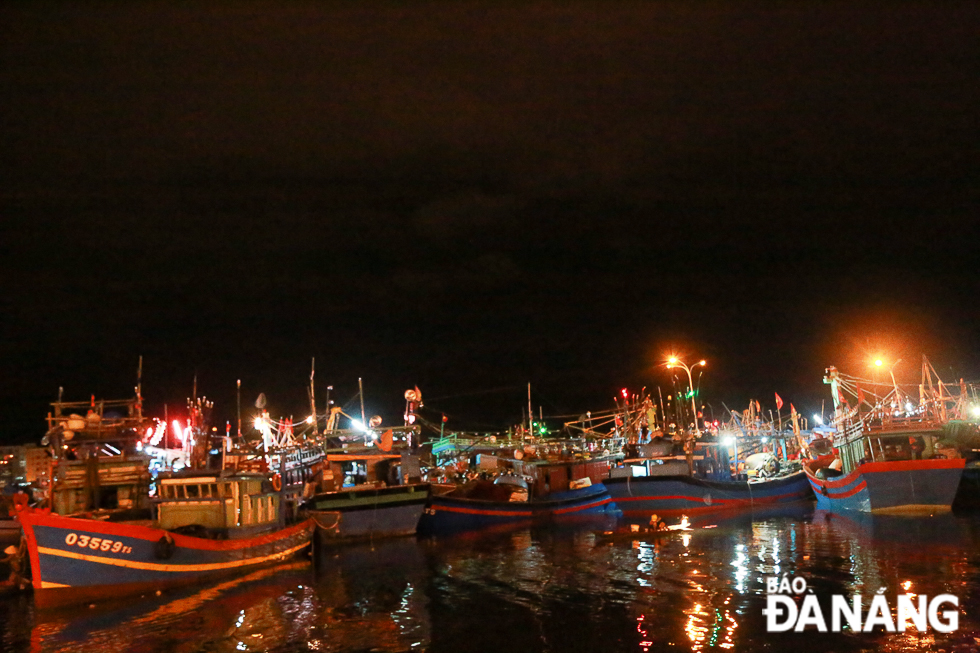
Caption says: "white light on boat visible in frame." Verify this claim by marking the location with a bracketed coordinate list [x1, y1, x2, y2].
[305, 415, 314, 424]
[972, 406, 980, 417]
[761, 437, 768, 443]
[905, 402, 914, 412]
[350, 419, 370, 433]
[723, 437, 734, 446]
[813, 414, 823, 425]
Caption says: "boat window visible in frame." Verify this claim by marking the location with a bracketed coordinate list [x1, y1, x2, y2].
[186, 484, 200, 498]
[210, 483, 219, 497]
[224, 482, 234, 496]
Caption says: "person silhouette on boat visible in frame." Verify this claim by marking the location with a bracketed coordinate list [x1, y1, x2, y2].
[648, 514, 669, 532]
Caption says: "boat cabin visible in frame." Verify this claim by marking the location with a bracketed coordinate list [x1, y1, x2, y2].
[44, 394, 153, 517]
[154, 471, 282, 537]
[447, 455, 611, 502]
[311, 451, 421, 495]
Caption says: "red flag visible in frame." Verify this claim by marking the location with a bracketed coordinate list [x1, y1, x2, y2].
[857, 383, 865, 406]
[379, 429, 393, 452]
[775, 393, 784, 410]
[790, 403, 796, 415]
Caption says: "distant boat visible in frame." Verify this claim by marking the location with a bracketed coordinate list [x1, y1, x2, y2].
[803, 365, 965, 513]
[14, 470, 314, 608]
[418, 458, 620, 535]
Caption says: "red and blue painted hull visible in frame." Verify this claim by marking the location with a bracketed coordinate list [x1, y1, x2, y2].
[418, 483, 620, 535]
[805, 458, 965, 513]
[16, 508, 314, 607]
[604, 470, 814, 517]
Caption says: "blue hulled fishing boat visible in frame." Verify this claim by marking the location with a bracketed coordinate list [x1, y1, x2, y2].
[605, 469, 813, 517]
[15, 470, 314, 608]
[803, 365, 965, 513]
[418, 457, 620, 535]
[603, 419, 814, 518]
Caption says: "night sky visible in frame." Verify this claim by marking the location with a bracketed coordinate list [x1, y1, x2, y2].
[3, 2, 979, 443]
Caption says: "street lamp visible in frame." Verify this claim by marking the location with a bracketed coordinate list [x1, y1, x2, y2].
[667, 356, 706, 435]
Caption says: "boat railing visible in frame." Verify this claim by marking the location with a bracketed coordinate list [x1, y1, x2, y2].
[865, 416, 944, 434]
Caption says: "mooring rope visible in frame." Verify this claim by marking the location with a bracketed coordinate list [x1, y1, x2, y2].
[311, 511, 341, 532]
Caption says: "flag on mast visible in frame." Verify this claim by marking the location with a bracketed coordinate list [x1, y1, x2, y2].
[775, 393, 784, 411]
[379, 429, 393, 452]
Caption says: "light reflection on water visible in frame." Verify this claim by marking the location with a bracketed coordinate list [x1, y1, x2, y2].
[3, 504, 980, 652]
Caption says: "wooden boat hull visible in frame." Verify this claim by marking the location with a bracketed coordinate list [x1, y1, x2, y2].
[418, 482, 620, 535]
[303, 483, 430, 541]
[805, 458, 965, 513]
[604, 470, 814, 517]
[15, 508, 314, 608]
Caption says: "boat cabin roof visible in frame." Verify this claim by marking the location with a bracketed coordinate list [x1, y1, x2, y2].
[157, 470, 267, 486]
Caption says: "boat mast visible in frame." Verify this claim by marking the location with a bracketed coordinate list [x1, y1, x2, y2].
[136, 355, 143, 421]
[527, 382, 533, 436]
[309, 358, 319, 437]
[359, 377, 366, 427]
[236, 379, 242, 438]
[824, 367, 842, 419]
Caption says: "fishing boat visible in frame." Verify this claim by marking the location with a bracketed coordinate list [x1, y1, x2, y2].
[300, 441, 431, 543]
[14, 469, 314, 608]
[418, 455, 620, 535]
[13, 374, 316, 607]
[605, 469, 813, 517]
[803, 364, 965, 513]
[600, 398, 814, 517]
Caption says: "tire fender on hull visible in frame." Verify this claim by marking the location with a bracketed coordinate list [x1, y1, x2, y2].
[154, 534, 176, 560]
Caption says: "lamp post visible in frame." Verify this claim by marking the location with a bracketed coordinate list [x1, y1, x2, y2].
[667, 357, 706, 435]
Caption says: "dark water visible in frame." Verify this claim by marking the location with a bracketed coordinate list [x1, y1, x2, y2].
[4, 504, 980, 653]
